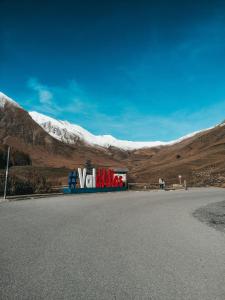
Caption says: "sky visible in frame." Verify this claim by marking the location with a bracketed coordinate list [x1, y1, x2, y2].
[1, 0, 225, 141]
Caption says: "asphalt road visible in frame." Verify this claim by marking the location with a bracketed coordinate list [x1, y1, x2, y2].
[1, 188, 225, 300]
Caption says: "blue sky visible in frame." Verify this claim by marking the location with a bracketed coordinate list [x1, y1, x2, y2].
[1, 0, 225, 141]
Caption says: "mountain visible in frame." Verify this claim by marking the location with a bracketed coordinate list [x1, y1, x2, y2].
[1, 91, 225, 189]
[0, 92, 126, 171]
[0, 91, 211, 152]
[29, 111, 207, 150]
[0, 92, 21, 109]
[125, 123, 225, 186]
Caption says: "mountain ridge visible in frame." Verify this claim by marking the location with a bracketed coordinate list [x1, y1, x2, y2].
[29, 110, 210, 151]
[0, 92, 21, 109]
[1, 91, 225, 188]
[0, 91, 215, 151]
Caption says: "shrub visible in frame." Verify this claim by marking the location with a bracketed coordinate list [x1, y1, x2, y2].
[0, 173, 51, 196]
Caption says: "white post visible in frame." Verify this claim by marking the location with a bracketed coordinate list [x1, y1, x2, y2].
[3, 146, 10, 200]
[178, 175, 182, 185]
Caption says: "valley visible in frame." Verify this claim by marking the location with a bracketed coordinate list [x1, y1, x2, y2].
[1, 91, 225, 195]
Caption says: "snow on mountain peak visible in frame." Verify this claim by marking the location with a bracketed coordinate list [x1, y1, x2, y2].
[0, 92, 21, 109]
[0, 92, 214, 150]
[29, 111, 206, 150]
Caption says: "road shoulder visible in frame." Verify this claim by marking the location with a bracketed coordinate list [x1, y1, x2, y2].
[193, 200, 225, 233]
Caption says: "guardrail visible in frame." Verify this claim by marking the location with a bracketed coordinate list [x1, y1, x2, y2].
[128, 183, 188, 191]
[0, 192, 63, 201]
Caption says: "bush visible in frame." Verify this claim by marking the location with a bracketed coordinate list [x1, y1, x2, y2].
[0, 173, 51, 196]
[0, 147, 31, 169]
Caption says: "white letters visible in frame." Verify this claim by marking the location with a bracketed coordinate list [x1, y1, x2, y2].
[78, 168, 95, 188]
[85, 175, 93, 188]
[78, 168, 86, 188]
[92, 168, 96, 188]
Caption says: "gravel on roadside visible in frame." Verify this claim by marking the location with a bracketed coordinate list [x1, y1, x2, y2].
[193, 200, 225, 233]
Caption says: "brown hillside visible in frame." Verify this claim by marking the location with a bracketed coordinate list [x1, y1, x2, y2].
[0, 103, 125, 170]
[126, 125, 225, 186]
[1, 101, 225, 188]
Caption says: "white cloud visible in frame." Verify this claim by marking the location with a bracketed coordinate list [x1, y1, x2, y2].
[27, 78, 53, 105]
[26, 78, 91, 116]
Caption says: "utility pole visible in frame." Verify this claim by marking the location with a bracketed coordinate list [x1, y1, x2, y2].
[4, 146, 10, 200]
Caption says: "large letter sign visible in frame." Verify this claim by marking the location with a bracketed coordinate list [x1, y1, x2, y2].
[68, 168, 125, 190]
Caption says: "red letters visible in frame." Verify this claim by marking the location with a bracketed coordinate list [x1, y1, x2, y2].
[96, 168, 123, 188]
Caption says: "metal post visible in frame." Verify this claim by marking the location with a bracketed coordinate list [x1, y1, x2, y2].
[3, 146, 10, 200]
[178, 175, 182, 185]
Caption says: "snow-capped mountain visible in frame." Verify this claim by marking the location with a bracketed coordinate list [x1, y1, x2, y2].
[29, 111, 207, 150]
[0, 91, 209, 150]
[0, 91, 124, 169]
[0, 92, 21, 109]
[2, 91, 225, 187]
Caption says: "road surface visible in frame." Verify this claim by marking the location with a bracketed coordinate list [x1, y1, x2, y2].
[1, 188, 225, 299]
